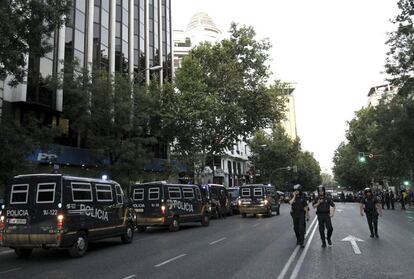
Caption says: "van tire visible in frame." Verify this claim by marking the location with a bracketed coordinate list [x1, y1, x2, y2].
[277, 208, 280, 215]
[14, 248, 33, 258]
[169, 217, 180, 232]
[201, 214, 210, 226]
[241, 213, 247, 218]
[137, 226, 147, 232]
[69, 232, 88, 258]
[266, 208, 272, 217]
[121, 224, 134, 244]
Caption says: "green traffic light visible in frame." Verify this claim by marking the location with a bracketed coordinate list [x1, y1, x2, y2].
[404, 180, 410, 186]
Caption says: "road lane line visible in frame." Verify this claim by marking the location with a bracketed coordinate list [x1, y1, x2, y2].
[289, 220, 318, 279]
[253, 223, 260, 227]
[276, 216, 317, 279]
[408, 216, 414, 220]
[0, 267, 21, 275]
[209, 237, 227, 245]
[154, 254, 187, 268]
[0, 250, 13, 256]
[121, 275, 136, 279]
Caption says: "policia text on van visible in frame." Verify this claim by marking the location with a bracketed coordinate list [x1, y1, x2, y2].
[130, 182, 210, 232]
[0, 174, 135, 258]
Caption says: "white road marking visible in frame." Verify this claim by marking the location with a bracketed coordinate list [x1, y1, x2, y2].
[121, 275, 136, 279]
[154, 254, 187, 268]
[253, 223, 260, 227]
[209, 237, 227, 245]
[276, 216, 318, 279]
[341, 235, 364, 254]
[289, 220, 318, 279]
[0, 250, 14, 256]
[0, 267, 21, 275]
[407, 216, 414, 220]
[336, 209, 343, 212]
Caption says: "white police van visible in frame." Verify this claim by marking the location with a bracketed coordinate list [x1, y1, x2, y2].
[0, 174, 135, 258]
[130, 182, 210, 232]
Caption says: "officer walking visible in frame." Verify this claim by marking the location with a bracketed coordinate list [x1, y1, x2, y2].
[289, 184, 309, 248]
[390, 190, 395, 209]
[313, 185, 336, 248]
[384, 190, 391, 210]
[360, 188, 382, 238]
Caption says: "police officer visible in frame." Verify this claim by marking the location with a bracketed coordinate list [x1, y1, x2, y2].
[313, 185, 335, 248]
[289, 184, 309, 248]
[390, 190, 395, 209]
[384, 190, 391, 210]
[360, 187, 382, 238]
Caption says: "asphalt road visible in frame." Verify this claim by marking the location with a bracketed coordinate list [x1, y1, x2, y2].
[1, 203, 414, 279]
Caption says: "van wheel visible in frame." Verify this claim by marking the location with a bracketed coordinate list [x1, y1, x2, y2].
[121, 224, 134, 244]
[14, 248, 33, 258]
[69, 232, 88, 258]
[201, 214, 210, 226]
[169, 217, 180, 232]
[277, 208, 280, 215]
[241, 213, 247, 218]
[266, 208, 272, 217]
[137, 226, 147, 232]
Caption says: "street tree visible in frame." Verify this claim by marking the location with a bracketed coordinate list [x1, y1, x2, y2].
[174, 23, 286, 182]
[0, 0, 71, 84]
[385, 0, 414, 95]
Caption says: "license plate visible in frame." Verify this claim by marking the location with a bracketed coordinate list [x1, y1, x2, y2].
[9, 218, 27, 225]
[135, 209, 144, 213]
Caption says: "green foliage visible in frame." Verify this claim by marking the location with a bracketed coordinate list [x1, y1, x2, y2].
[385, 0, 414, 94]
[249, 127, 321, 191]
[0, 112, 56, 193]
[0, 0, 71, 84]
[174, 23, 286, 181]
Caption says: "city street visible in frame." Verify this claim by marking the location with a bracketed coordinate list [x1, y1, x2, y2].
[1, 203, 413, 279]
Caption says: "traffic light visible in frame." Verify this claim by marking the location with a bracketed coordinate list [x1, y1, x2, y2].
[403, 180, 411, 187]
[358, 152, 366, 163]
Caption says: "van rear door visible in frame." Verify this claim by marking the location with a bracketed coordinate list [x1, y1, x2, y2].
[131, 185, 163, 217]
[4, 175, 61, 245]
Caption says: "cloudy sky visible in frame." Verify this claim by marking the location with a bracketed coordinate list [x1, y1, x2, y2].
[172, 0, 400, 173]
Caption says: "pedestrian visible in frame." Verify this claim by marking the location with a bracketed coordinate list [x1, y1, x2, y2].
[390, 191, 395, 209]
[289, 184, 309, 248]
[313, 185, 335, 248]
[380, 191, 385, 209]
[400, 189, 407, 210]
[385, 190, 390, 210]
[360, 187, 382, 238]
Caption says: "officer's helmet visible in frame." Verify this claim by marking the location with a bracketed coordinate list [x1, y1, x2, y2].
[364, 187, 372, 194]
[317, 185, 326, 196]
[293, 184, 302, 191]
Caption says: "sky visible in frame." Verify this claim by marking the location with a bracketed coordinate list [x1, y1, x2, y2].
[172, 0, 400, 173]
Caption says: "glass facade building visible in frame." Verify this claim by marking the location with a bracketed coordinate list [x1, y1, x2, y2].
[3, 0, 173, 115]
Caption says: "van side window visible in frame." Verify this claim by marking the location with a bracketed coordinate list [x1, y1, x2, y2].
[168, 187, 181, 199]
[149, 188, 160, 200]
[133, 188, 144, 201]
[36, 183, 56, 203]
[71, 183, 93, 202]
[254, 188, 263, 197]
[10, 184, 29, 204]
[96, 184, 113, 202]
[241, 188, 250, 197]
[115, 185, 124, 204]
[183, 188, 195, 200]
[195, 188, 202, 201]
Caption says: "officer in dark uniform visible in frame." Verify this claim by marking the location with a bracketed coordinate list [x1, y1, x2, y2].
[289, 184, 309, 248]
[390, 190, 395, 209]
[360, 187, 382, 238]
[313, 185, 335, 248]
[384, 190, 391, 210]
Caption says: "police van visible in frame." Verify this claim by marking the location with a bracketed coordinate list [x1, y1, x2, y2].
[0, 174, 135, 258]
[200, 184, 231, 218]
[130, 182, 210, 232]
[238, 184, 280, 217]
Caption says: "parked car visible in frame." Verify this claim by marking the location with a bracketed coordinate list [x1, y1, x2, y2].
[130, 182, 210, 232]
[227, 187, 240, 214]
[0, 174, 135, 258]
[200, 184, 231, 218]
[238, 184, 280, 217]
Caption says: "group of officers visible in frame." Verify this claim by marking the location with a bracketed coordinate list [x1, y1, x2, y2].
[289, 185, 382, 248]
